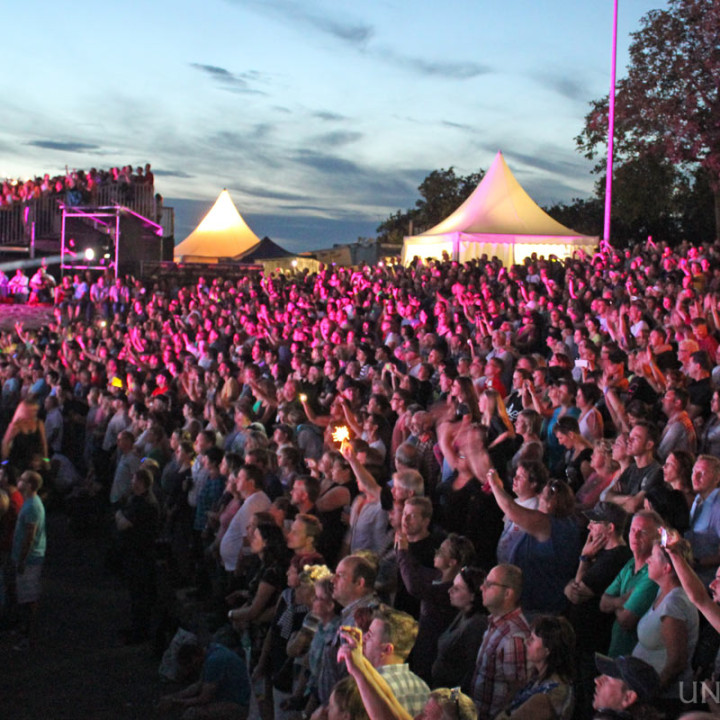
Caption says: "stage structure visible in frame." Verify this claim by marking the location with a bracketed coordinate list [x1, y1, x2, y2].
[61, 205, 168, 278]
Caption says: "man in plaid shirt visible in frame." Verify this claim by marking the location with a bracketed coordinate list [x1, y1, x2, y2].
[363, 604, 430, 717]
[471, 564, 530, 719]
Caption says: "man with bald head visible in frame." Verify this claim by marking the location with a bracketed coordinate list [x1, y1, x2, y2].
[471, 564, 530, 719]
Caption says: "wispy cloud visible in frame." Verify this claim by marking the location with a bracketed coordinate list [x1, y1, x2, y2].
[313, 110, 347, 122]
[292, 149, 418, 207]
[232, 1, 489, 80]
[504, 149, 589, 177]
[378, 49, 490, 80]
[233, 0, 373, 48]
[190, 63, 267, 94]
[442, 120, 475, 131]
[154, 169, 195, 178]
[532, 72, 587, 102]
[27, 140, 100, 152]
[313, 131, 363, 148]
[229, 183, 308, 202]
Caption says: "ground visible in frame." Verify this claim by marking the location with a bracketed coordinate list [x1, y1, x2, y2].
[1, 510, 171, 720]
[0, 304, 180, 719]
[0, 303, 55, 332]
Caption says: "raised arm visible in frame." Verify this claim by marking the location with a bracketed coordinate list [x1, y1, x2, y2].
[343, 445, 381, 501]
[487, 468, 551, 542]
[337, 627, 413, 720]
[667, 535, 720, 632]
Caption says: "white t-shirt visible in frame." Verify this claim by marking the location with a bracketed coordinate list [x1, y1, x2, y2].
[219, 491, 271, 572]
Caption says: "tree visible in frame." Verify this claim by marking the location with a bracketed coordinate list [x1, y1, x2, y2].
[577, 0, 720, 238]
[543, 197, 603, 238]
[376, 167, 484, 244]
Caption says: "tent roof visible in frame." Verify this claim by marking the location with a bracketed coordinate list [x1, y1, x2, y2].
[412, 151, 590, 239]
[238, 236, 294, 262]
[174, 189, 261, 261]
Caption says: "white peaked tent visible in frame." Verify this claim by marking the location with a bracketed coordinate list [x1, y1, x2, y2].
[174, 189, 261, 263]
[402, 152, 597, 266]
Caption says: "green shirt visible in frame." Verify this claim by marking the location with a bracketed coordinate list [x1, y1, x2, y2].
[604, 558, 658, 657]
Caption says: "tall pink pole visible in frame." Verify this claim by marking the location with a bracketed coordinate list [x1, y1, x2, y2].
[603, 0, 619, 243]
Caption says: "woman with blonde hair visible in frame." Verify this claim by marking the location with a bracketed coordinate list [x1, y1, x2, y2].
[328, 676, 369, 720]
[575, 440, 619, 513]
[633, 539, 698, 706]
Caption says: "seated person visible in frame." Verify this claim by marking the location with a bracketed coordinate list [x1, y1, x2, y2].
[157, 641, 250, 719]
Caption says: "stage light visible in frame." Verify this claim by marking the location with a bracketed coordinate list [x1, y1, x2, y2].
[84, 248, 96, 261]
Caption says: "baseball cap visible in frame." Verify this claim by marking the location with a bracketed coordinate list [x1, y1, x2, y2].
[594, 654, 660, 701]
[584, 502, 629, 532]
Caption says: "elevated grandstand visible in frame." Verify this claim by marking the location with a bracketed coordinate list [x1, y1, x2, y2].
[0, 165, 175, 278]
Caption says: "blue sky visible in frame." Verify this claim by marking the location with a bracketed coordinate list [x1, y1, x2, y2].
[1, 0, 664, 252]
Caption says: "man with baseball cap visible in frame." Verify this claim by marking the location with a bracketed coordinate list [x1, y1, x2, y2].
[567, 503, 632, 718]
[593, 653, 660, 719]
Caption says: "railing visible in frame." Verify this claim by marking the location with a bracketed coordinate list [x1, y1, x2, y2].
[95, 184, 156, 220]
[0, 184, 172, 248]
[0, 195, 61, 246]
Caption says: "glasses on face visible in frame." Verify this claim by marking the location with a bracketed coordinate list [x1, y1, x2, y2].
[481, 579, 511, 590]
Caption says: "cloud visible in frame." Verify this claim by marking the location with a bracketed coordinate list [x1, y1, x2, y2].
[229, 183, 309, 202]
[313, 110, 347, 122]
[291, 149, 418, 207]
[234, 0, 373, 48]
[377, 49, 491, 80]
[27, 140, 100, 152]
[233, 1, 487, 80]
[503, 149, 589, 177]
[313, 131, 363, 148]
[190, 63, 267, 95]
[532, 72, 587, 102]
[153, 169, 195, 178]
[442, 120, 474, 131]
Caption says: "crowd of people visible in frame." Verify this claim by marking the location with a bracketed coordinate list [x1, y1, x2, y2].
[0, 163, 154, 209]
[2, 236, 720, 720]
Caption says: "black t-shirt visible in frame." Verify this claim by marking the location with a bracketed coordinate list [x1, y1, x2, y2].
[626, 374, 659, 407]
[505, 391, 524, 422]
[688, 377, 713, 419]
[567, 544, 633, 653]
[436, 476, 504, 570]
[616, 461, 664, 496]
[121, 493, 160, 554]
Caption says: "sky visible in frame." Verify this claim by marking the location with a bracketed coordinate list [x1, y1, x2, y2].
[1, 0, 665, 252]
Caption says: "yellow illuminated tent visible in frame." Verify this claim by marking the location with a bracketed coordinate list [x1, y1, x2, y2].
[401, 151, 597, 266]
[174, 189, 261, 263]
